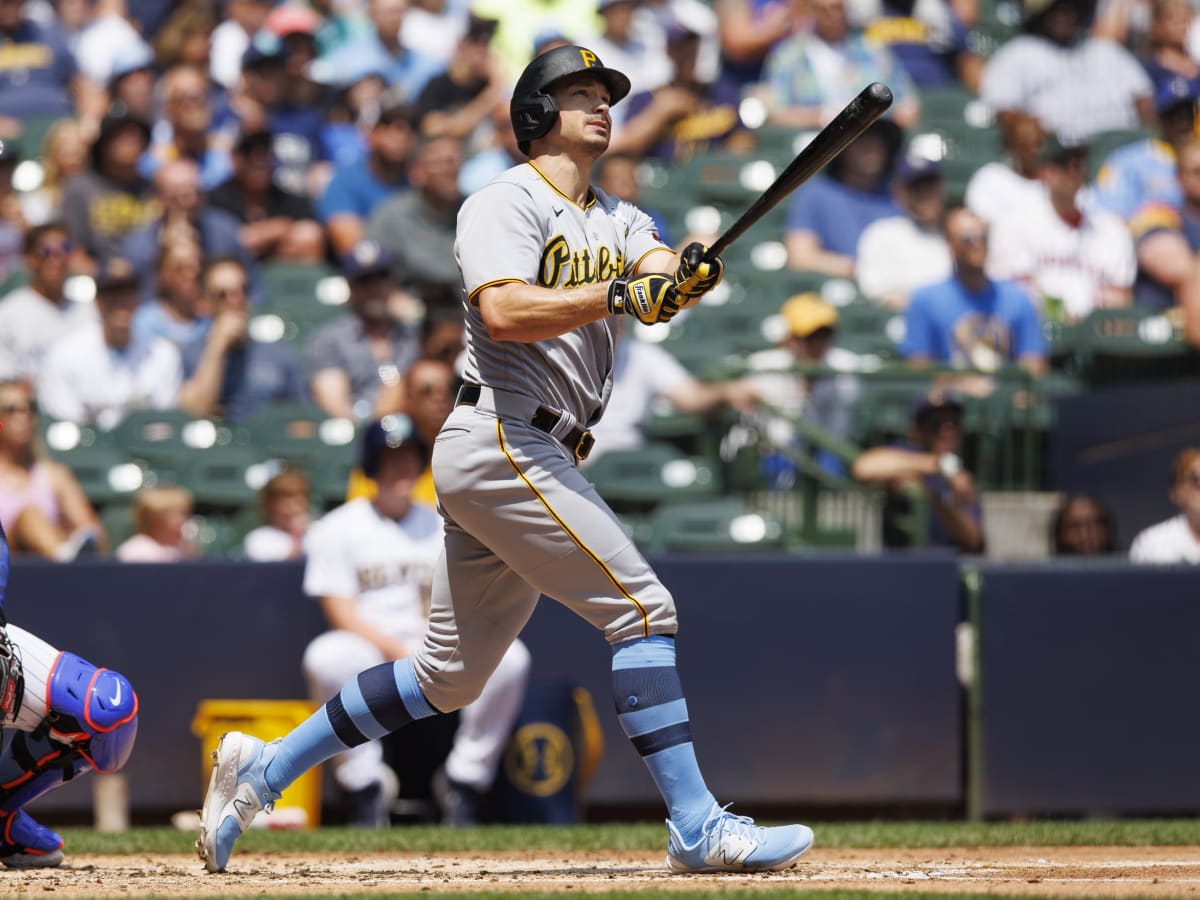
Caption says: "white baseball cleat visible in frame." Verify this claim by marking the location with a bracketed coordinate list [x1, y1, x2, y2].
[666, 801, 814, 873]
[196, 731, 281, 873]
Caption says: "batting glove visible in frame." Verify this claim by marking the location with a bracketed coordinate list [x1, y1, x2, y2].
[607, 273, 682, 325]
[674, 242, 724, 303]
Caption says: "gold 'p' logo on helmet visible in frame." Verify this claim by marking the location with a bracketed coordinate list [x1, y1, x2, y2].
[579, 48, 598, 68]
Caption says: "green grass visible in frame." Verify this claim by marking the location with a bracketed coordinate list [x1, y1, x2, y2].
[56, 817, 1200, 855]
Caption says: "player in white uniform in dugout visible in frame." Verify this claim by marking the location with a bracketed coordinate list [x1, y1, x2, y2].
[199, 45, 814, 874]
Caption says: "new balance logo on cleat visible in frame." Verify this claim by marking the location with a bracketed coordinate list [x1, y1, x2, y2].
[666, 801, 814, 874]
[708, 833, 755, 868]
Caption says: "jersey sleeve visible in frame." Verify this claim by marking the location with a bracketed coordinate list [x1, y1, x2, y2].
[624, 203, 673, 274]
[455, 181, 545, 304]
[302, 517, 357, 599]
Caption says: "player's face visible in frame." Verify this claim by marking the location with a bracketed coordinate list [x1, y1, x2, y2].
[551, 76, 612, 153]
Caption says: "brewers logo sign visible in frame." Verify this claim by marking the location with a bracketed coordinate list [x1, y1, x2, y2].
[504, 722, 574, 798]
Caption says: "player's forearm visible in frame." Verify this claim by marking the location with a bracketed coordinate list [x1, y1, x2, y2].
[476, 282, 612, 342]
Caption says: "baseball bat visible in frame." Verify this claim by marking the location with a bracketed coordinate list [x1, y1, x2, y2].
[703, 82, 894, 263]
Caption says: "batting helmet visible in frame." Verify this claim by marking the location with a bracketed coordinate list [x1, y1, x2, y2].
[360, 414, 429, 478]
[510, 45, 632, 156]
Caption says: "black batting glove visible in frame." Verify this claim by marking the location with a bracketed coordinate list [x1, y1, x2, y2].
[674, 242, 724, 303]
[607, 273, 682, 325]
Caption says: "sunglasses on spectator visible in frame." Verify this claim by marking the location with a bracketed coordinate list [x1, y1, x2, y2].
[414, 381, 453, 396]
[170, 92, 207, 104]
[35, 240, 73, 258]
[0, 402, 35, 416]
[1185, 471, 1200, 489]
[955, 230, 988, 245]
[210, 284, 247, 299]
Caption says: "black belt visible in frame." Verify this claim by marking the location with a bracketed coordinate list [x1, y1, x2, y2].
[456, 383, 595, 461]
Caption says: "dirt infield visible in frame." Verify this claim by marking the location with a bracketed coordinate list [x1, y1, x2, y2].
[9, 847, 1200, 897]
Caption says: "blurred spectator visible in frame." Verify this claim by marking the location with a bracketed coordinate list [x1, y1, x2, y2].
[713, 0, 795, 92]
[107, 41, 157, 122]
[457, 101, 522, 196]
[0, 222, 96, 381]
[178, 257, 308, 421]
[304, 241, 421, 421]
[366, 135, 464, 301]
[979, 0, 1152, 143]
[1129, 447, 1200, 562]
[141, 63, 234, 190]
[152, 2, 216, 70]
[61, 106, 154, 268]
[243, 467, 312, 560]
[0, 142, 26, 283]
[855, 150, 952, 310]
[38, 261, 182, 430]
[586, 319, 761, 463]
[209, 130, 325, 264]
[612, 22, 747, 160]
[761, 0, 920, 130]
[413, 14, 505, 142]
[785, 119, 902, 277]
[589, 0, 672, 101]
[989, 137, 1135, 321]
[402, 0, 474, 64]
[850, 0, 983, 90]
[638, 0, 722, 84]
[1093, 76, 1196, 235]
[131, 239, 208, 349]
[318, 94, 416, 257]
[23, 119, 88, 226]
[1051, 492, 1116, 555]
[965, 111, 1047, 226]
[210, 0, 273, 89]
[742, 292, 862, 482]
[315, 0, 444, 100]
[595, 152, 672, 244]
[1127, 137, 1200, 311]
[851, 388, 986, 553]
[0, 380, 105, 560]
[0, 0, 105, 137]
[72, 0, 151, 89]
[119, 158, 255, 302]
[116, 484, 197, 562]
[317, 67, 388, 169]
[470, 0, 599, 81]
[903, 206, 1048, 376]
[1140, 0, 1199, 93]
[419, 299, 467, 371]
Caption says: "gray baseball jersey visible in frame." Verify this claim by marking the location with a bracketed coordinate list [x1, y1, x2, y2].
[408, 161, 680, 715]
[455, 161, 670, 427]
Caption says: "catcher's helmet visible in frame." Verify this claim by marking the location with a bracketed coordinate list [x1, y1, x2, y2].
[360, 414, 429, 478]
[510, 45, 631, 155]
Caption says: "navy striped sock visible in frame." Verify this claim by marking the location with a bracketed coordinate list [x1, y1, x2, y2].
[612, 636, 715, 842]
[265, 658, 436, 791]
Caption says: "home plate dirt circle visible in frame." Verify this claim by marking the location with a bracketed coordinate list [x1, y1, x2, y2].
[11, 847, 1200, 896]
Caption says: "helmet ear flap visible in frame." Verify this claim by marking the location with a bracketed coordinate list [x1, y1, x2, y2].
[511, 93, 559, 155]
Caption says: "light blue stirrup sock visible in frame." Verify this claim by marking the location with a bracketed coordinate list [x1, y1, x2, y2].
[266, 658, 437, 792]
[612, 635, 716, 842]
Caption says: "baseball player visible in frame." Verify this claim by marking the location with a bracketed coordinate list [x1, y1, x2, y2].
[0, 521, 138, 868]
[199, 45, 813, 874]
[301, 415, 529, 826]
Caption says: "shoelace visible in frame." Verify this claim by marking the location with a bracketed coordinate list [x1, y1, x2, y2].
[703, 803, 760, 841]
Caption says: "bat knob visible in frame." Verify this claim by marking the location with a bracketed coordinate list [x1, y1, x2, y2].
[865, 82, 894, 112]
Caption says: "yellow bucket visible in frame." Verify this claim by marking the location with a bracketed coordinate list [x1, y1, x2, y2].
[191, 699, 321, 829]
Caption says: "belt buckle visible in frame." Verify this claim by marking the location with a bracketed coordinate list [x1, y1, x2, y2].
[574, 430, 595, 461]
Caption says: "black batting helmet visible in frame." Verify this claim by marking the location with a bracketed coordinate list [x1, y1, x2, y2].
[510, 45, 631, 156]
[360, 414, 429, 478]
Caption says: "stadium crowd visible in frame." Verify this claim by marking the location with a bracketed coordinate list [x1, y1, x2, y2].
[0, 0, 1195, 562]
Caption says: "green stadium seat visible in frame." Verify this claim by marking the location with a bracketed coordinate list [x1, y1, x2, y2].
[176, 446, 267, 509]
[584, 443, 718, 511]
[647, 498, 786, 552]
[98, 503, 135, 549]
[239, 402, 357, 465]
[48, 445, 146, 506]
[111, 410, 238, 467]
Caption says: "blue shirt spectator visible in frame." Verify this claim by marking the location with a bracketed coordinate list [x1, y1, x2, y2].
[902, 207, 1048, 375]
[786, 175, 898, 258]
[0, 16, 78, 121]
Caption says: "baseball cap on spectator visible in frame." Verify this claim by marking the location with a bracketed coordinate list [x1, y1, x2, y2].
[265, 4, 321, 37]
[666, 22, 701, 43]
[90, 105, 151, 170]
[1036, 133, 1088, 165]
[376, 89, 416, 128]
[235, 129, 273, 156]
[108, 42, 154, 88]
[341, 241, 393, 282]
[910, 388, 964, 425]
[94, 258, 141, 295]
[1154, 75, 1199, 113]
[894, 149, 943, 184]
[780, 292, 838, 338]
[464, 13, 498, 43]
[243, 30, 284, 69]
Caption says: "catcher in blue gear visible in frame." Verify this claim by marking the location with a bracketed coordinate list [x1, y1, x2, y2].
[0, 521, 138, 868]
